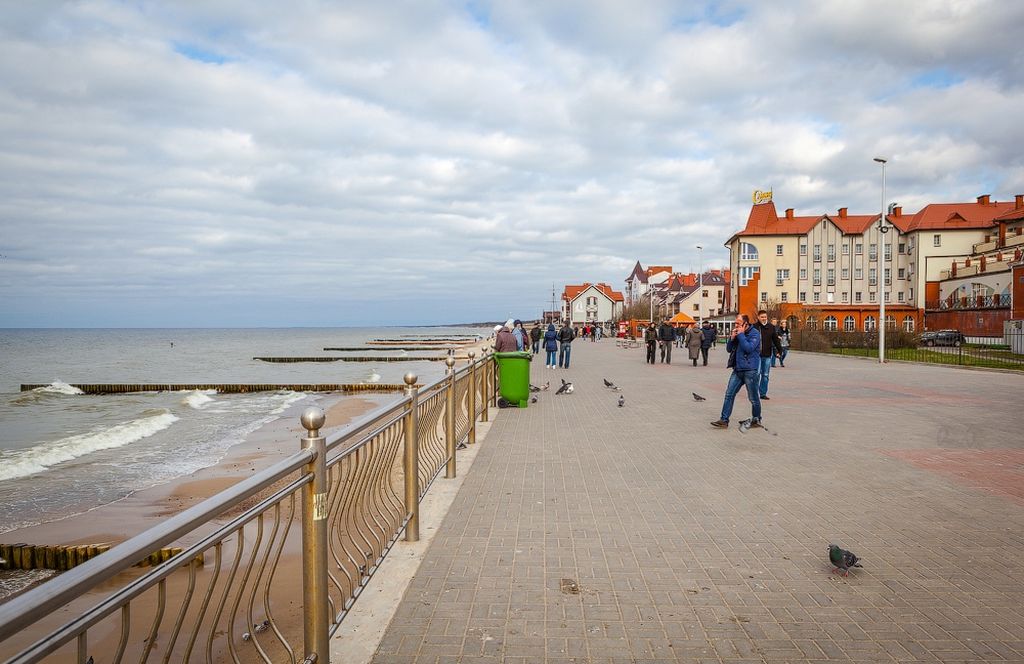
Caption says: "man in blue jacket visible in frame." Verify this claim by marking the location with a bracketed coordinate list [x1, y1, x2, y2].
[711, 314, 762, 429]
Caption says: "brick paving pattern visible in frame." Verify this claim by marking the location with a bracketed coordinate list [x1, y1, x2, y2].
[371, 342, 1024, 663]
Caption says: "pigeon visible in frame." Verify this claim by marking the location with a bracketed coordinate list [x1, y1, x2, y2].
[617, 395, 625, 407]
[828, 544, 863, 577]
[539, 381, 550, 391]
[531, 396, 538, 403]
[555, 379, 574, 395]
[603, 378, 614, 387]
[530, 384, 541, 393]
[692, 392, 706, 402]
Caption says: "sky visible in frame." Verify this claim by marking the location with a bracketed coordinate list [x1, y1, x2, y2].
[1, 1, 1023, 327]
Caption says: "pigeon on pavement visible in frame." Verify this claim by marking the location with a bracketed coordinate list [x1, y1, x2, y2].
[692, 392, 706, 401]
[603, 378, 614, 387]
[555, 379, 574, 395]
[617, 395, 625, 407]
[828, 544, 863, 576]
[539, 381, 550, 391]
[530, 384, 541, 393]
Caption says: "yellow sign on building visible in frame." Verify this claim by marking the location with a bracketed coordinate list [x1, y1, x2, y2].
[752, 189, 773, 204]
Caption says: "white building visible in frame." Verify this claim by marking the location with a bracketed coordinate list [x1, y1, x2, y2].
[561, 282, 625, 325]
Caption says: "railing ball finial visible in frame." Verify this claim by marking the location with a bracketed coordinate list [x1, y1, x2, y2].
[445, 356, 456, 369]
[300, 406, 325, 436]
[403, 372, 418, 386]
[468, 351, 476, 361]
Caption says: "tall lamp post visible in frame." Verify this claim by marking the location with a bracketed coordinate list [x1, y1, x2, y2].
[873, 156, 888, 363]
[696, 245, 703, 325]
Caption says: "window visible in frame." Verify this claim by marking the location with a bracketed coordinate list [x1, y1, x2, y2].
[843, 316, 855, 331]
[813, 292, 821, 303]
[855, 267, 863, 280]
[824, 315, 838, 331]
[800, 243, 807, 256]
[841, 267, 849, 280]
[813, 268, 821, 285]
[885, 315, 896, 330]
[738, 266, 759, 286]
[869, 244, 878, 260]
[884, 244, 892, 261]
[842, 243, 850, 255]
[799, 268, 807, 280]
[776, 244, 784, 256]
[740, 242, 759, 260]
[884, 291, 891, 302]
[909, 287, 913, 300]
[775, 269, 790, 285]
[855, 291, 862, 303]
[828, 244, 836, 261]
[898, 268, 905, 279]
[864, 315, 876, 331]
[903, 316, 915, 332]
[898, 242, 906, 254]
[799, 291, 807, 302]
[827, 268, 835, 286]
[813, 245, 821, 261]
[841, 292, 849, 303]
[884, 268, 891, 285]
[855, 242, 863, 254]
[693, 304, 699, 311]
[868, 268, 877, 285]
[806, 316, 817, 330]
[933, 234, 941, 247]
[761, 292, 768, 303]
[869, 292, 876, 303]
[781, 292, 788, 302]
[898, 291, 905, 302]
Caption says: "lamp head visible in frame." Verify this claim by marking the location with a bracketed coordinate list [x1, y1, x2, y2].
[873, 156, 887, 164]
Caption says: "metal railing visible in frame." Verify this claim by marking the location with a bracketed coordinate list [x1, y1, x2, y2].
[0, 351, 497, 664]
[925, 293, 1011, 310]
[789, 329, 1024, 370]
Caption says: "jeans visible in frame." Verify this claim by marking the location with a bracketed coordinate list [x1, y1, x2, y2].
[546, 349, 557, 366]
[720, 369, 762, 422]
[559, 343, 571, 368]
[532, 340, 540, 354]
[660, 342, 672, 364]
[700, 347, 709, 365]
[758, 356, 772, 397]
[771, 348, 788, 367]
[646, 341, 656, 364]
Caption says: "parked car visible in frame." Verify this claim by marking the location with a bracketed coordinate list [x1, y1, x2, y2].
[919, 329, 965, 347]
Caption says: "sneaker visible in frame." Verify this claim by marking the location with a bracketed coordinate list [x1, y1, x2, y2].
[748, 419, 764, 429]
[760, 395, 770, 400]
[710, 419, 729, 429]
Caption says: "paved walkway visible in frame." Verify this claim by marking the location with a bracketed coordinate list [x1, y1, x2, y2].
[370, 341, 1024, 663]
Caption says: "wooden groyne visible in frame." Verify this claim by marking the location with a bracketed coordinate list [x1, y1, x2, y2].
[368, 339, 475, 346]
[323, 346, 455, 352]
[253, 356, 452, 363]
[20, 383, 407, 395]
[0, 543, 203, 571]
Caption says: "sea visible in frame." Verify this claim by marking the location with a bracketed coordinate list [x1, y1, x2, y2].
[0, 327, 489, 537]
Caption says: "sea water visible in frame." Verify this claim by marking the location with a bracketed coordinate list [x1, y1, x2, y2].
[0, 327, 487, 535]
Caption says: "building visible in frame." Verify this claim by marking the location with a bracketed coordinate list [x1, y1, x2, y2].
[561, 283, 625, 325]
[649, 270, 731, 322]
[725, 193, 1022, 335]
[623, 262, 672, 306]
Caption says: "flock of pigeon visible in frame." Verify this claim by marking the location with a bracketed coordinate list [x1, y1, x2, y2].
[525, 374, 864, 577]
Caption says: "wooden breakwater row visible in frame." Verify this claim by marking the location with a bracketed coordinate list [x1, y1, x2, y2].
[254, 356, 453, 363]
[368, 340, 475, 346]
[20, 383, 408, 395]
[323, 346, 455, 352]
[0, 543, 203, 571]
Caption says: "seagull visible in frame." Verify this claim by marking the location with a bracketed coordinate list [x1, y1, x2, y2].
[618, 395, 625, 407]
[828, 544, 863, 577]
[555, 379, 574, 395]
[692, 392, 706, 401]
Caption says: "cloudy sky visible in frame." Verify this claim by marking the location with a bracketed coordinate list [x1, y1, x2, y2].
[1, 1, 1022, 327]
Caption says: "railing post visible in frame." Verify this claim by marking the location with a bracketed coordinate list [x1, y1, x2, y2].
[402, 372, 420, 542]
[479, 351, 489, 422]
[445, 357, 457, 479]
[467, 352, 477, 445]
[300, 407, 330, 663]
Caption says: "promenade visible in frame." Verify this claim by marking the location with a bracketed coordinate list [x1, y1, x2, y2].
[370, 341, 1024, 663]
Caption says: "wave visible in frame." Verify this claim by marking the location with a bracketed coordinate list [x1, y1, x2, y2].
[181, 390, 216, 410]
[32, 381, 84, 396]
[269, 390, 308, 415]
[0, 411, 179, 482]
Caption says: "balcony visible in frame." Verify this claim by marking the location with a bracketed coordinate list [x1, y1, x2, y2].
[926, 294, 1010, 310]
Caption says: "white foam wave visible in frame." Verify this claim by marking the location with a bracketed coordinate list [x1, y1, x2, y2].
[33, 381, 84, 396]
[0, 412, 179, 482]
[269, 391, 308, 415]
[182, 390, 216, 410]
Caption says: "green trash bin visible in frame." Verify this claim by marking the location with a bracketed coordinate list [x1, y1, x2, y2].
[493, 351, 532, 408]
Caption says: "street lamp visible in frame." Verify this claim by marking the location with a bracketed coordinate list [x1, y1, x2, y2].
[873, 156, 888, 363]
[696, 245, 703, 325]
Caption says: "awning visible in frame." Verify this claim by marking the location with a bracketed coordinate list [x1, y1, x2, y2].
[668, 312, 696, 324]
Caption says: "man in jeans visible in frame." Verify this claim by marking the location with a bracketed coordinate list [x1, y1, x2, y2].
[557, 321, 575, 368]
[711, 314, 762, 429]
[752, 309, 784, 400]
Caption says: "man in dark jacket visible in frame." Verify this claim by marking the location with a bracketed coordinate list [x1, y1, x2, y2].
[657, 319, 676, 364]
[529, 323, 542, 354]
[752, 310, 784, 400]
[558, 322, 575, 368]
[643, 323, 658, 364]
[700, 320, 715, 366]
[711, 314, 762, 428]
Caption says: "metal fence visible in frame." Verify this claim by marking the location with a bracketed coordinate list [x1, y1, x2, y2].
[789, 329, 1024, 370]
[0, 351, 496, 664]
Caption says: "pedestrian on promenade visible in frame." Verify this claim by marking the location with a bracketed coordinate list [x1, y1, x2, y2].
[512, 319, 527, 351]
[596, 324, 603, 341]
[494, 322, 518, 352]
[711, 314, 762, 429]
[529, 322, 542, 355]
[752, 310, 784, 400]
[699, 320, 715, 366]
[644, 323, 658, 364]
[773, 318, 790, 367]
[558, 321, 575, 368]
[543, 323, 558, 368]
[685, 324, 703, 366]
[658, 319, 676, 364]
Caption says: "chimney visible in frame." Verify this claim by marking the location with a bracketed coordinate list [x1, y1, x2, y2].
[1016, 194, 1023, 209]
[785, 208, 794, 219]
[893, 205, 902, 218]
[838, 207, 847, 218]
[977, 194, 991, 205]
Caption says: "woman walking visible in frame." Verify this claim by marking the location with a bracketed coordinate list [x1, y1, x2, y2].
[543, 323, 559, 369]
[686, 324, 703, 366]
[774, 318, 791, 367]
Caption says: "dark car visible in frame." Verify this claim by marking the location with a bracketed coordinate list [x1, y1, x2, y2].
[920, 329, 965, 347]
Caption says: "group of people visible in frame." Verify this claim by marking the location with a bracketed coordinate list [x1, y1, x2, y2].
[642, 320, 717, 367]
[495, 319, 578, 369]
[711, 310, 791, 430]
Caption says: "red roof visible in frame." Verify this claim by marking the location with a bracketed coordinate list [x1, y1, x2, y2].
[903, 200, 1018, 231]
[562, 282, 625, 303]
